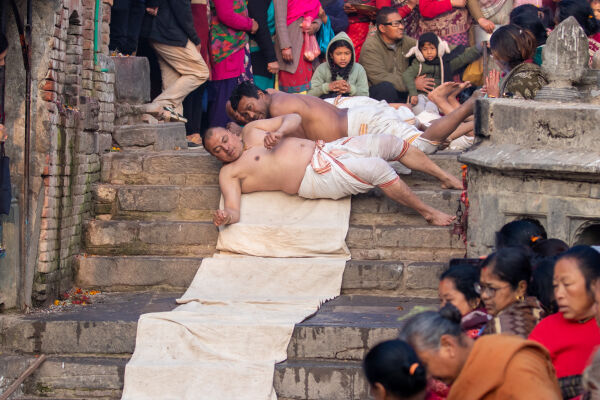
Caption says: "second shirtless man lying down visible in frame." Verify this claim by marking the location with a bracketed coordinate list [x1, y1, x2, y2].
[204, 113, 462, 227]
[226, 81, 477, 154]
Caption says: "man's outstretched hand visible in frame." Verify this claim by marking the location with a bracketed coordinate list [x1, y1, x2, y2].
[264, 131, 282, 149]
[214, 209, 232, 226]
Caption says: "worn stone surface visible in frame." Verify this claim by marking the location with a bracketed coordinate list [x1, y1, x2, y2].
[274, 360, 368, 400]
[112, 123, 187, 151]
[537, 17, 589, 102]
[76, 255, 203, 290]
[474, 98, 600, 150]
[113, 56, 150, 103]
[465, 96, 600, 256]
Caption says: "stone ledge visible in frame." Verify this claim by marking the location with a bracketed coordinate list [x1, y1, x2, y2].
[460, 144, 600, 176]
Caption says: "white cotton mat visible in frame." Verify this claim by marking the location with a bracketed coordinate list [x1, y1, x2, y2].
[121, 192, 351, 400]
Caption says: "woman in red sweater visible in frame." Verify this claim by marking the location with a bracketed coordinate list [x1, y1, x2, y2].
[529, 246, 600, 400]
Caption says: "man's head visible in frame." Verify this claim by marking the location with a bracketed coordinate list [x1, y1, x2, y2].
[229, 80, 271, 122]
[376, 7, 405, 43]
[419, 32, 439, 61]
[203, 127, 244, 163]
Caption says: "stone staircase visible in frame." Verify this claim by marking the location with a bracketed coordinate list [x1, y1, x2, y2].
[0, 122, 464, 399]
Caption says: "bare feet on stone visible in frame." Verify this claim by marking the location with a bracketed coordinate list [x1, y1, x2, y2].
[424, 209, 457, 226]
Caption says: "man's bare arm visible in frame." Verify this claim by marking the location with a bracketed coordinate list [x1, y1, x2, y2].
[242, 113, 302, 149]
[213, 167, 242, 226]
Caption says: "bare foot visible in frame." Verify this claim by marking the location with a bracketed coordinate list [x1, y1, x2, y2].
[424, 209, 457, 226]
[448, 82, 471, 108]
[428, 82, 460, 115]
[440, 174, 463, 190]
[428, 82, 460, 102]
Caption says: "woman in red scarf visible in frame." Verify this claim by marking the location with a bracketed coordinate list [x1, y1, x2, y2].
[344, 0, 417, 60]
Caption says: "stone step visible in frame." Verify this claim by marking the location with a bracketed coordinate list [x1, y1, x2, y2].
[0, 294, 439, 399]
[100, 149, 461, 187]
[112, 122, 188, 152]
[92, 183, 462, 225]
[83, 220, 218, 257]
[274, 360, 367, 400]
[75, 256, 444, 297]
[2, 355, 126, 399]
[0, 294, 437, 358]
[83, 219, 463, 259]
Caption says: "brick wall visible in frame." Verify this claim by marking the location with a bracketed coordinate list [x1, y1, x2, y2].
[0, 0, 115, 307]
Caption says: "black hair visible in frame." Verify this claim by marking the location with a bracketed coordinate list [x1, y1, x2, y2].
[457, 85, 477, 104]
[418, 32, 439, 51]
[229, 80, 265, 111]
[530, 257, 558, 314]
[0, 32, 7, 54]
[401, 304, 464, 351]
[481, 246, 533, 290]
[558, 245, 600, 291]
[440, 264, 482, 304]
[363, 340, 427, 398]
[490, 25, 538, 69]
[557, 0, 600, 36]
[376, 7, 401, 27]
[510, 6, 549, 45]
[328, 39, 354, 82]
[532, 238, 569, 257]
[495, 218, 547, 249]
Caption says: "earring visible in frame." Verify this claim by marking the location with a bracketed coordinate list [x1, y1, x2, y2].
[515, 295, 525, 302]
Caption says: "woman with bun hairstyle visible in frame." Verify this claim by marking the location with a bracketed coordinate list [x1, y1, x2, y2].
[495, 218, 547, 250]
[480, 246, 544, 337]
[483, 24, 548, 99]
[529, 246, 600, 400]
[363, 339, 427, 400]
[402, 304, 562, 400]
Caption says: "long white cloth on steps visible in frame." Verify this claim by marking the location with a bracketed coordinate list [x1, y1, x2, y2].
[121, 191, 351, 399]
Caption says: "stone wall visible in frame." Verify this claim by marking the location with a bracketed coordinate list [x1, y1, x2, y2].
[0, 0, 114, 309]
[460, 98, 600, 256]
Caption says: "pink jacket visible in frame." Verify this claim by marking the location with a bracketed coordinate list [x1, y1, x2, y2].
[210, 0, 253, 80]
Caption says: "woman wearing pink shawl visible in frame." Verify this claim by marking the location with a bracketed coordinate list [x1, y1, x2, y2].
[273, 0, 323, 93]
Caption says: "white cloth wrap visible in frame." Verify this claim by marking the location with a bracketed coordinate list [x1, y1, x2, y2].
[346, 105, 439, 154]
[297, 135, 405, 200]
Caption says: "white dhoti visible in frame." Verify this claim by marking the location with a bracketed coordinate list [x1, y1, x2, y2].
[346, 105, 440, 154]
[297, 135, 409, 200]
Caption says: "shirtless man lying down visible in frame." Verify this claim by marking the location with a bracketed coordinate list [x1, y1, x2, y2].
[204, 113, 461, 227]
[226, 81, 476, 154]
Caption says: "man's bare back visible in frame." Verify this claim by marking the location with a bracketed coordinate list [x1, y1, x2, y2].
[234, 89, 349, 142]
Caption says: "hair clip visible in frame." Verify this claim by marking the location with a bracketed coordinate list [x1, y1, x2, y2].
[409, 363, 419, 375]
[530, 236, 541, 243]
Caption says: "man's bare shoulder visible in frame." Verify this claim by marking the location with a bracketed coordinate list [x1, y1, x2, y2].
[269, 92, 308, 116]
[219, 160, 242, 181]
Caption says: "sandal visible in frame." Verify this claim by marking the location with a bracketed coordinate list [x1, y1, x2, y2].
[163, 106, 188, 123]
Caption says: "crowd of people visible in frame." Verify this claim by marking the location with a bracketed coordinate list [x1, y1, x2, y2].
[363, 219, 600, 400]
[110, 0, 600, 149]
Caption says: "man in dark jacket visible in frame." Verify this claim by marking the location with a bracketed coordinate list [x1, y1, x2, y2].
[144, 0, 209, 121]
[361, 7, 434, 104]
